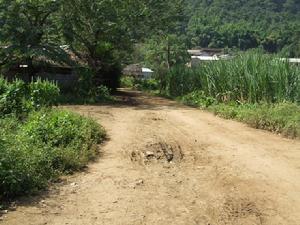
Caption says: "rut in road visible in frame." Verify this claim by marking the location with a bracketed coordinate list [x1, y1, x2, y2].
[1, 90, 300, 225]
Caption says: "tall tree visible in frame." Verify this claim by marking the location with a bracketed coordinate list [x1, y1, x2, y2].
[0, 0, 69, 76]
[60, 0, 149, 79]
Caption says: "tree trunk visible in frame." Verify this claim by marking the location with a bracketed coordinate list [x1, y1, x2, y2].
[166, 36, 171, 70]
[27, 57, 35, 82]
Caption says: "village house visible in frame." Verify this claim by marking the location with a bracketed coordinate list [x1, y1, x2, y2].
[187, 48, 231, 67]
[123, 64, 154, 79]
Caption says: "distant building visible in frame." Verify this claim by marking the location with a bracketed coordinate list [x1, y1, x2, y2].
[280, 58, 300, 65]
[142, 67, 154, 79]
[1, 45, 81, 88]
[188, 48, 231, 67]
[123, 64, 154, 79]
[188, 48, 224, 57]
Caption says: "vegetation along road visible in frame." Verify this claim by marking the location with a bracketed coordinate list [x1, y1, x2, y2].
[2, 90, 300, 225]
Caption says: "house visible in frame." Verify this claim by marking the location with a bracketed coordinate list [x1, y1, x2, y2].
[123, 64, 154, 79]
[188, 48, 231, 67]
[142, 67, 154, 79]
[1, 45, 81, 88]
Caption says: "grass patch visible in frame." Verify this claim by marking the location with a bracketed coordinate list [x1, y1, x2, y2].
[179, 92, 300, 138]
[0, 110, 106, 199]
[209, 102, 300, 138]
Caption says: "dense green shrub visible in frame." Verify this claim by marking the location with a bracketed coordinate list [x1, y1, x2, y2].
[0, 78, 60, 116]
[120, 77, 159, 91]
[120, 76, 135, 88]
[135, 79, 159, 91]
[0, 77, 8, 95]
[0, 79, 28, 116]
[29, 78, 60, 109]
[0, 110, 106, 199]
[180, 90, 217, 108]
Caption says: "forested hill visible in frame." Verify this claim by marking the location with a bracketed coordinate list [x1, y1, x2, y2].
[186, 0, 300, 20]
[184, 0, 300, 56]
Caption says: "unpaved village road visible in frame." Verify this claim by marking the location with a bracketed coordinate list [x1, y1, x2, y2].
[2, 90, 300, 225]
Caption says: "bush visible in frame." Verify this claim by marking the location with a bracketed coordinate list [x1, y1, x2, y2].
[0, 77, 8, 95]
[0, 110, 106, 199]
[22, 109, 106, 171]
[181, 90, 217, 108]
[120, 76, 135, 88]
[0, 78, 60, 116]
[29, 78, 60, 110]
[0, 79, 28, 116]
[135, 78, 159, 91]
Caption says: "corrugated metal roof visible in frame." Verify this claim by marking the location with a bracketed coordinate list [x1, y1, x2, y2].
[280, 58, 300, 63]
[142, 68, 154, 73]
[288, 58, 300, 63]
[192, 55, 220, 61]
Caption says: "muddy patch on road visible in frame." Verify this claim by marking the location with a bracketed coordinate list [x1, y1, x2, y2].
[131, 141, 183, 165]
[219, 197, 263, 225]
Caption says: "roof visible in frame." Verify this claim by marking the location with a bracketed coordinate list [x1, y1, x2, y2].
[192, 55, 220, 61]
[287, 58, 300, 63]
[279, 58, 300, 63]
[142, 68, 154, 73]
[123, 64, 142, 75]
[188, 48, 224, 56]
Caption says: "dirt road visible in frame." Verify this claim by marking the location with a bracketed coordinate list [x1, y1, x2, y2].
[2, 90, 300, 225]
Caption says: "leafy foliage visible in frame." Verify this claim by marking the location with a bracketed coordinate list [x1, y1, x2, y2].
[0, 0, 71, 73]
[181, 91, 217, 108]
[0, 110, 105, 199]
[0, 77, 60, 116]
[0, 79, 27, 116]
[29, 79, 60, 109]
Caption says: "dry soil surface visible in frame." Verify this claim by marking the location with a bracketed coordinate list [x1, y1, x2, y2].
[1, 90, 300, 225]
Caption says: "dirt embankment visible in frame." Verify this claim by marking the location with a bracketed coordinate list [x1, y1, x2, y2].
[2, 90, 300, 225]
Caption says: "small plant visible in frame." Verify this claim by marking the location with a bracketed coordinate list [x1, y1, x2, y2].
[135, 78, 159, 91]
[0, 79, 27, 116]
[29, 78, 60, 109]
[120, 76, 135, 88]
[0, 77, 8, 95]
[0, 78, 61, 116]
[181, 90, 217, 108]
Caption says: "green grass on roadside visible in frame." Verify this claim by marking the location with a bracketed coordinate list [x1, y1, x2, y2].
[209, 102, 300, 138]
[179, 91, 300, 138]
[0, 109, 106, 200]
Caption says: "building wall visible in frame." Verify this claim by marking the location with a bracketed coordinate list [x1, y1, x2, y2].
[36, 72, 78, 88]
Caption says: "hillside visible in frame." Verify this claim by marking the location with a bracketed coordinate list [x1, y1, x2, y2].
[185, 0, 300, 56]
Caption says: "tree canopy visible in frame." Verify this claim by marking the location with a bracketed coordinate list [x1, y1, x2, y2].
[0, 0, 299, 86]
